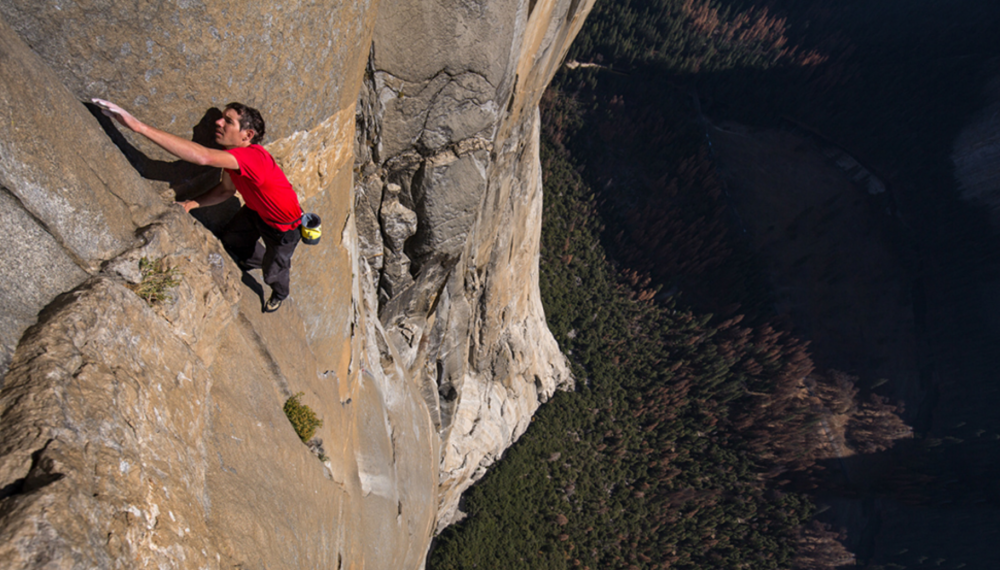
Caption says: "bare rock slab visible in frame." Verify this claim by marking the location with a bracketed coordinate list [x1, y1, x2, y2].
[0, 16, 165, 378]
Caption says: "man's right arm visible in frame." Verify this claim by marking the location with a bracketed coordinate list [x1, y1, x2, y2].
[93, 99, 239, 170]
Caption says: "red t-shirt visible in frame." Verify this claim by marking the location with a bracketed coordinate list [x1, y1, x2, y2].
[226, 145, 302, 231]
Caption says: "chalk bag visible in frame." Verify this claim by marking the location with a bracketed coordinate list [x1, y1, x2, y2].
[300, 213, 322, 245]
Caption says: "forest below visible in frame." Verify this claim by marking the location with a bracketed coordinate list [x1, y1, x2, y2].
[430, 1, 1000, 569]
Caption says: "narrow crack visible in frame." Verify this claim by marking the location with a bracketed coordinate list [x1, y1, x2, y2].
[78, 151, 154, 227]
[374, 66, 497, 156]
[235, 311, 292, 399]
[375, 66, 496, 90]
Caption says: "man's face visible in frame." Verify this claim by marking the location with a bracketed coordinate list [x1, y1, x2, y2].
[215, 108, 254, 148]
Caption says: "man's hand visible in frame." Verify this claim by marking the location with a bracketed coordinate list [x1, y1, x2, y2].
[92, 99, 143, 133]
[176, 200, 198, 213]
[175, 177, 237, 214]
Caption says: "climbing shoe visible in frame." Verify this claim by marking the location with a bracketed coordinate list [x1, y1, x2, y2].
[264, 294, 283, 313]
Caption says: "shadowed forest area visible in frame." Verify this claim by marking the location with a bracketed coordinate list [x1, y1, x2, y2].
[429, 1, 1000, 568]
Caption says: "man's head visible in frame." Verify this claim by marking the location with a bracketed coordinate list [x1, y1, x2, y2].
[215, 102, 266, 148]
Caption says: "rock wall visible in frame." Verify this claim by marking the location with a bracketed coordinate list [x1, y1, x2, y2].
[355, 0, 591, 529]
[0, 0, 592, 565]
[0, 16, 165, 379]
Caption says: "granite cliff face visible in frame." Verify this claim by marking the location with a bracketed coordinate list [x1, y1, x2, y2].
[355, 0, 591, 529]
[0, 0, 590, 567]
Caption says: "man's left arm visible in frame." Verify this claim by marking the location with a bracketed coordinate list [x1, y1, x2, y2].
[177, 171, 238, 213]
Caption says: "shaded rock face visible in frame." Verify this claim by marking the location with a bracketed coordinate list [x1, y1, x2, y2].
[0, 0, 593, 565]
[355, 0, 593, 529]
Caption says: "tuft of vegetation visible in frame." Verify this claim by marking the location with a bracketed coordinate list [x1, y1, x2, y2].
[128, 257, 181, 305]
[284, 392, 323, 442]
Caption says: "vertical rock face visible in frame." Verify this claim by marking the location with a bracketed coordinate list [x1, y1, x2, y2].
[355, 0, 592, 528]
[0, 0, 593, 566]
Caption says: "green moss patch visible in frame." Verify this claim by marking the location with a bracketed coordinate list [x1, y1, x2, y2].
[284, 392, 323, 442]
[127, 257, 181, 306]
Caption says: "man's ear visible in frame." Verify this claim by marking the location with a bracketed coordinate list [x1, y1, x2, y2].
[241, 129, 256, 144]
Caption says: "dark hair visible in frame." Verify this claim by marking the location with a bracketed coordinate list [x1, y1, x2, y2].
[225, 102, 266, 145]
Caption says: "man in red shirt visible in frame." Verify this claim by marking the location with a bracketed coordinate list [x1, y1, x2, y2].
[95, 99, 302, 313]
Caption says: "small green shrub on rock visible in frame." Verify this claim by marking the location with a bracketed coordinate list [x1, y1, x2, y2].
[284, 392, 323, 442]
[128, 257, 181, 305]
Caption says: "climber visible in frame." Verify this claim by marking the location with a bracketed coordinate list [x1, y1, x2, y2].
[93, 99, 302, 313]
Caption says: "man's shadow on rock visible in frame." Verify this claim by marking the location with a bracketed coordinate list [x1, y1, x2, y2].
[84, 103, 242, 235]
[240, 271, 266, 305]
[86, 103, 263, 305]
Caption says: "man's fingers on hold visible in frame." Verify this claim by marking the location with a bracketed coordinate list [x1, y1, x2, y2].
[92, 99, 125, 116]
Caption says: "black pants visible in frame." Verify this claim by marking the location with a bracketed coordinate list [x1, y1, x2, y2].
[222, 206, 300, 300]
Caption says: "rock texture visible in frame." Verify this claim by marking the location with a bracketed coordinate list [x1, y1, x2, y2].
[0, 0, 377, 200]
[0, 207, 438, 569]
[0, 17, 165, 378]
[0, 0, 594, 565]
[0, 212, 238, 569]
[355, 0, 592, 528]
[0, 0, 372, 147]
